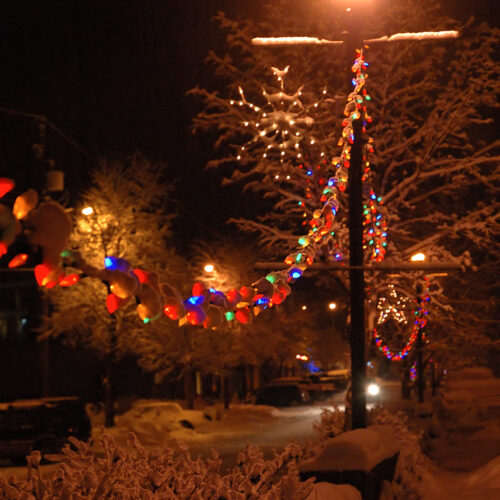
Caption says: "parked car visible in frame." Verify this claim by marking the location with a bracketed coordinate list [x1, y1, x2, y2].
[0, 397, 91, 462]
[325, 369, 350, 390]
[267, 377, 313, 388]
[253, 383, 312, 407]
[305, 374, 341, 400]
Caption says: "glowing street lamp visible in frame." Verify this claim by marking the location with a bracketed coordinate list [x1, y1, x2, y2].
[411, 252, 426, 262]
[329, 302, 337, 310]
[204, 263, 215, 273]
[302, 305, 308, 311]
[82, 206, 94, 216]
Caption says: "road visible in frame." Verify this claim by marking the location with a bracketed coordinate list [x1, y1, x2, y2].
[180, 380, 401, 469]
[0, 379, 402, 477]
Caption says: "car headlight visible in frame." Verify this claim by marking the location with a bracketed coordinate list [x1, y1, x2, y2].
[367, 383, 380, 396]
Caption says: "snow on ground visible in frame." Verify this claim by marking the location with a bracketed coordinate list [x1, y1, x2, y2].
[1, 374, 498, 498]
[300, 425, 399, 473]
[87, 399, 332, 470]
[306, 482, 362, 500]
[423, 370, 500, 472]
[421, 455, 500, 500]
[411, 369, 500, 499]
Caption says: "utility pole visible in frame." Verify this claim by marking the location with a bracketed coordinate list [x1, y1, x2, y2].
[344, 6, 366, 428]
[416, 283, 425, 403]
[252, 5, 458, 429]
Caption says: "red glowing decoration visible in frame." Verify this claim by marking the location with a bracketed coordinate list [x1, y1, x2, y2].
[192, 282, 206, 297]
[235, 307, 252, 324]
[226, 289, 241, 306]
[133, 268, 148, 284]
[239, 286, 255, 302]
[8, 253, 28, 268]
[0, 178, 15, 198]
[0, 242, 7, 257]
[59, 273, 80, 287]
[271, 290, 285, 305]
[164, 302, 182, 320]
[34, 263, 51, 287]
[106, 293, 127, 314]
[186, 306, 206, 325]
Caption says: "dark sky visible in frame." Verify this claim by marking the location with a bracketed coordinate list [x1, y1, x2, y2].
[0, 0, 497, 249]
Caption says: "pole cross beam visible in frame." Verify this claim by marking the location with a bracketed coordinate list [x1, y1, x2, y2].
[251, 8, 459, 429]
[254, 262, 462, 272]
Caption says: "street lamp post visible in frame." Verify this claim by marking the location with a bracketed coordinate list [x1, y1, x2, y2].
[252, 2, 459, 428]
[345, 4, 368, 429]
[415, 282, 425, 403]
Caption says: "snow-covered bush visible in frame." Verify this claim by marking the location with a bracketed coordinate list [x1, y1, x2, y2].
[368, 407, 433, 500]
[0, 434, 314, 499]
[313, 406, 346, 440]
[309, 406, 433, 499]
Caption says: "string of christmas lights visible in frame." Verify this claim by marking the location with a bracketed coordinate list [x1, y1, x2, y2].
[0, 49, 386, 328]
[231, 59, 387, 263]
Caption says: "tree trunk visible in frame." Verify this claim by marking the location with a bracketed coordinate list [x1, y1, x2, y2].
[183, 368, 194, 409]
[220, 369, 230, 409]
[103, 350, 115, 427]
[244, 364, 252, 394]
[39, 292, 50, 397]
[401, 362, 411, 400]
[417, 328, 425, 403]
[431, 361, 438, 396]
[40, 339, 50, 397]
[252, 364, 260, 389]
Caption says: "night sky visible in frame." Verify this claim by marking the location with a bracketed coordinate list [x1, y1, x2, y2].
[0, 0, 498, 249]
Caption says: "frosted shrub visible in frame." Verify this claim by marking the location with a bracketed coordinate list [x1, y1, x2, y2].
[310, 406, 433, 499]
[368, 407, 434, 500]
[0, 434, 314, 499]
[313, 406, 345, 440]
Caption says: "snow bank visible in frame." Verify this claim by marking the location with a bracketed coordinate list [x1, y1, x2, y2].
[305, 482, 361, 500]
[421, 455, 500, 499]
[90, 399, 213, 446]
[299, 425, 399, 473]
[448, 367, 493, 380]
[442, 390, 474, 406]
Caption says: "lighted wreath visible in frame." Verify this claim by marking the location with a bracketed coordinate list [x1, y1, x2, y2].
[372, 280, 430, 361]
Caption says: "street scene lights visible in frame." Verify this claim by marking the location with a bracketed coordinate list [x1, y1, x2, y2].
[81, 206, 93, 216]
[204, 263, 214, 273]
[329, 302, 337, 310]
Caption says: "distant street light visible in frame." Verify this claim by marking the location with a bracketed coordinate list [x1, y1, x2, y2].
[82, 206, 94, 216]
[329, 302, 337, 310]
[411, 252, 426, 262]
[302, 305, 308, 311]
[204, 263, 215, 273]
